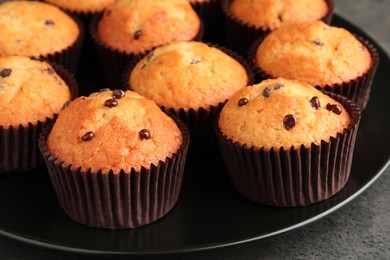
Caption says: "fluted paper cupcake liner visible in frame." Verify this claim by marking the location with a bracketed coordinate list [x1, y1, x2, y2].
[89, 14, 204, 89]
[38, 14, 84, 75]
[221, 0, 334, 56]
[122, 44, 254, 153]
[216, 94, 361, 207]
[0, 65, 78, 174]
[38, 118, 190, 229]
[190, 0, 225, 44]
[250, 35, 379, 110]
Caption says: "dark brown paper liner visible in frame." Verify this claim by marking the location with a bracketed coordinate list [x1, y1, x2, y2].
[38, 118, 190, 229]
[89, 14, 204, 89]
[122, 44, 254, 152]
[221, 0, 334, 56]
[0, 65, 78, 174]
[190, 0, 225, 44]
[216, 94, 361, 207]
[250, 35, 379, 110]
[37, 14, 84, 75]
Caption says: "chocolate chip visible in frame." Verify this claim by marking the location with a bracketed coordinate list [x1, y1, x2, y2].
[315, 86, 322, 91]
[99, 88, 110, 92]
[277, 15, 283, 22]
[134, 30, 142, 40]
[81, 131, 94, 141]
[47, 67, 55, 75]
[106, 9, 112, 16]
[190, 58, 201, 65]
[0, 68, 11, 77]
[273, 84, 284, 90]
[104, 99, 118, 108]
[283, 114, 297, 130]
[262, 87, 271, 98]
[112, 89, 125, 99]
[61, 100, 71, 110]
[139, 129, 151, 140]
[313, 39, 324, 46]
[326, 103, 342, 115]
[238, 98, 249, 107]
[45, 19, 55, 26]
[310, 96, 321, 110]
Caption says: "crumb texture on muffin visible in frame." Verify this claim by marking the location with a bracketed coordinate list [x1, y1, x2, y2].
[218, 78, 351, 150]
[0, 56, 71, 128]
[130, 41, 248, 110]
[97, 0, 200, 54]
[47, 90, 183, 174]
[256, 21, 372, 87]
[0, 1, 79, 57]
[230, 0, 328, 30]
[45, 0, 115, 13]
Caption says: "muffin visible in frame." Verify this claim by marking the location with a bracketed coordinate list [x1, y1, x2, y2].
[221, 0, 334, 55]
[0, 1, 84, 73]
[253, 21, 379, 109]
[189, 0, 224, 43]
[126, 41, 251, 151]
[0, 55, 77, 173]
[44, 0, 115, 15]
[90, 0, 202, 87]
[39, 89, 190, 229]
[216, 78, 361, 206]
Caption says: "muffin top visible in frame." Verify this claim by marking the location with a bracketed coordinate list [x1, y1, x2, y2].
[97, 0, 201, 54]
[230, 0, 328, 30]
[189, 0, 211, 3]
[218, 78, 351, 150]
[129, 41, 249, 110]
[255, 21, 372, 87]
[0, 1, 80, 58]
[45, 0, 115, 13]
[47, 90, 183, 174]
[0, 55, 71, 128]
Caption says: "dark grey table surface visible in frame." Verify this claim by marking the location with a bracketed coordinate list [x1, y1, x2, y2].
[1, 0, 389, 259]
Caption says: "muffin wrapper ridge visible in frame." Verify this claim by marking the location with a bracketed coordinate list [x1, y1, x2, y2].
[250, 35, 379, 110]
[190, 0, 225, 44]
[221, 0, 334, 56]
[89, 14, 204, 89]
[0, 65, 79, 174]
[38, 119, 190, 229]
[39, 14, 84, 74]
[216, 94, 361, 207]
[122, 44, 254, 153]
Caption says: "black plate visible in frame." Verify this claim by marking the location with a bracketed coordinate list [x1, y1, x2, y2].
[0, 15, 389, 256]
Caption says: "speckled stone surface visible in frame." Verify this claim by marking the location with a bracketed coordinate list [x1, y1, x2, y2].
[0, 0, 389, 259]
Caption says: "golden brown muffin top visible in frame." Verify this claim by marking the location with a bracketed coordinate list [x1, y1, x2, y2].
[0, 55, 71, 128]
[0, 1, 79, 58]
[189, 0, 211, 3]
[130, 41, 249, 110]
[47, 90, 183, 174]
[230, 0, 328, 30]
[45, 0, 115, 13]
[218, 78, 351, 150]
[97, 0, 201, 54]
[255, 21, 372, 87]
